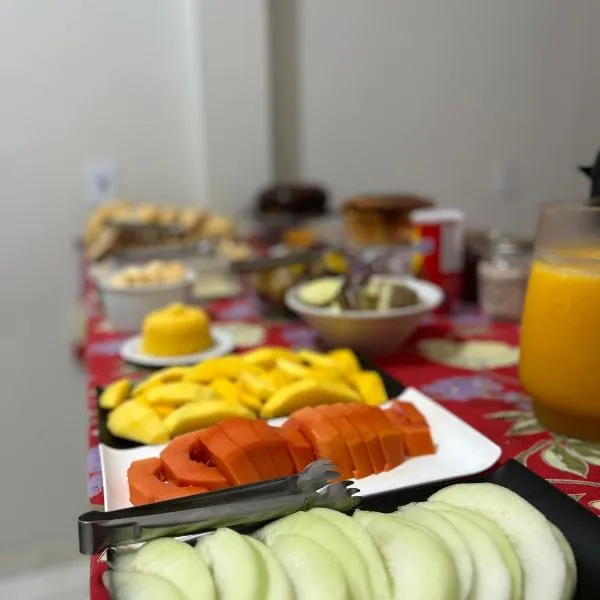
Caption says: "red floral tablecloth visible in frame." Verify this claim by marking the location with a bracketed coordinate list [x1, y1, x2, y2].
[84, 278, 600, 599]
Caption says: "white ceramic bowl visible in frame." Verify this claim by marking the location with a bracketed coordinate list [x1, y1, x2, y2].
[285, 276, 444, 356]
[95, 269, 196, 332]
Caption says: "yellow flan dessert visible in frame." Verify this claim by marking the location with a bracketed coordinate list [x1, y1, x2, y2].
[142, 303, 213, 357]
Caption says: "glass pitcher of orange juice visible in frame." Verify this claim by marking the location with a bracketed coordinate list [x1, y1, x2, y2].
[520, 201, 600, 441]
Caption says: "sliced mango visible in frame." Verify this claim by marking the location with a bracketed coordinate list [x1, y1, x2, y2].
[238, 392, 263, 413]
[241, 346, 298, 368]
[107, 400, 169, 444]
[328, 348, 361, 374]
[275, 358, 313, 379]
[146, 382, 215, 406]
[296, 349, 338, 371]
[264, 368, 296, 390]
[349, 371, 389, 406]
[260, 380, 361, 419]
[238, 371, 275, 400]
[99, 378, 131, 410]
[163, 401, 255, 437]
[210, 378, 239, 404]
[152, 404, 176, 419]
[184, 356, 257, 382]
[132, 367, 190, 397]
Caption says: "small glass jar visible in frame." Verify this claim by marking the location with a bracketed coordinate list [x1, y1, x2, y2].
[477, 239, 532, 321]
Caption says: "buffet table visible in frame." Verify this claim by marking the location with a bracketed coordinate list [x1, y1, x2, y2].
[83, 274, 600, 599]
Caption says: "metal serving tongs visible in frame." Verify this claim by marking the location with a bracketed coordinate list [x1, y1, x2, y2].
[79, 460, 360, 555]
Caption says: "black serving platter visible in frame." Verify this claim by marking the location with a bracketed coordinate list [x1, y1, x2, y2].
[98, 460, 600, 600]
[360, 459, 600, 600]
[96, 356, 405, 450]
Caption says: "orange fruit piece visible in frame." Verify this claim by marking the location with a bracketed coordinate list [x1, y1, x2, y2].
[315, 405, 372, 479]
[219, 418, 279, 481]
[278, 421, 315, 472]
[385, 408, 435, 456]
[159, 432, 229, 490]
[127, 457, 206, 506]
[361, 406, 405, 470]
[198, 425, 262, 485]
[338, 404, 386, 474]
[250, 419, 295, 476]
[288, 407, 353, 479]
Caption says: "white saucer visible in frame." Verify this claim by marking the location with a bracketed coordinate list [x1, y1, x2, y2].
[119, 326, 235, 368]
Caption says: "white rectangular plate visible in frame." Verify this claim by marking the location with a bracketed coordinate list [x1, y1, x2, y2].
[100, 387, 501, 511]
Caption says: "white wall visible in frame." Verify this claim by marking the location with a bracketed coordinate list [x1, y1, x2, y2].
[0, 0, 272, 571]
[0, 0, 206, 568]
[273, 0, 600, 236]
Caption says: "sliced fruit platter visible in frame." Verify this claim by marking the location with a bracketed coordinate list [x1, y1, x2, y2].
[99, 347, 394, 445]
[127, 400, 434, 505]
[105, 476, 580, 600]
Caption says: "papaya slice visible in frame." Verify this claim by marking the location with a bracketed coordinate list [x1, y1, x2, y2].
[337, 405, 386, 474]
[315, 405, 372, 479]
[278, 421, 315, 472]
[219, 418, 279, 481]
[250, 419, 295, 476]
[159, 432, 229, 490]
[385, 408, 435, 457]
[198, 426, 262, 485]
[288, 408, 353, 479]
[391, 401, 428, 425]
[127, 458, 206, 506]
[360, 406, 405, 470]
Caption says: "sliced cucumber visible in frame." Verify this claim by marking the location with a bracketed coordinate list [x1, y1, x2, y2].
[431, 483, 567, 600]
[268, 533, 349, 600]
[256, 511, 371, 600]
[197, 528, 267, 600]
[105, 571, 185, 600]
[549, 523, 577, 600]
[245, 537, 294, 600]
[422, 503, 512, 600]
[396, 504, 473, 600]
[117, 538, 215, 600]
[354, 510, 460, 600]
[425, 501, 523, 600]
[310, 507, 392, 600]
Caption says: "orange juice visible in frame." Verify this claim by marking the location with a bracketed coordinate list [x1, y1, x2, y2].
[520, 253, 600, 440]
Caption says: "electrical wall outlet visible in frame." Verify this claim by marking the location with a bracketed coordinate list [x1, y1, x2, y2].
[85, 160, 119, 205]
[492, 161, 522, 200]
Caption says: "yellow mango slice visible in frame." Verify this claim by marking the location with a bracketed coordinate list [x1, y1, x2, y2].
[163, 401, 255, 437]
[349, 371, 389, 406]
[241, 346, 298, 368]
[328, 348, 361, 374]
[99, 379, 131, 410]
[264, 368, 296, 390]
[132, 367, 190, 397]
[184, 356, 260, 382]
[296, 349, 338, 370]
[152, 404, 176, 418]
[145, 382, 215, 405]
[107, 400, 169, 444]
[260, 379, 361, 419]
[238, 392, 263, 413]
[210, 378, 239, 404]
[275, 357, 313, 379]
[238, 371, 275, 400]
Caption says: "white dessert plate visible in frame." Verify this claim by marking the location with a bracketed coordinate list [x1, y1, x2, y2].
[100, 387, 501, 511]
[119, 326, 235, 368]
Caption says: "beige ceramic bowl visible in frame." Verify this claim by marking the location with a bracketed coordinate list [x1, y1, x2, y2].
[285, 275, 444, 356]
